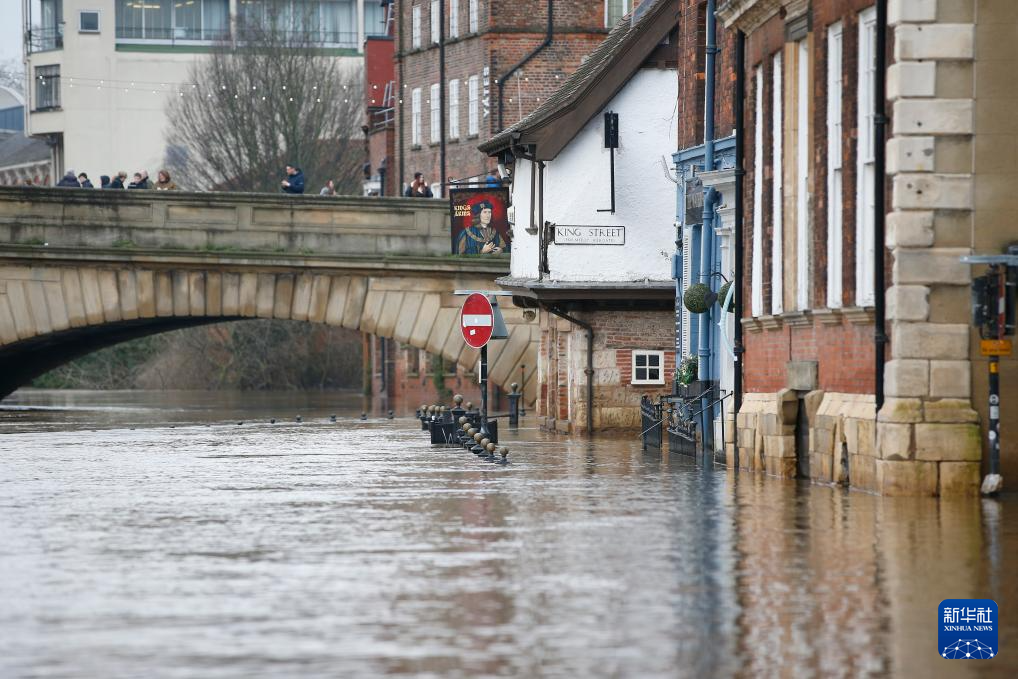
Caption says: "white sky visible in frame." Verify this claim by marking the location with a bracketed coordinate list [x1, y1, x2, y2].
[1, 0, 23, 66]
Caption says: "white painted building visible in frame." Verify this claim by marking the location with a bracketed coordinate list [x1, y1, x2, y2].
[22, 0, 383, 182]
[480, 0, 680, 433]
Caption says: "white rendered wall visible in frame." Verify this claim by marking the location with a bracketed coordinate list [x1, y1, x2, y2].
[509, 157, 540, 279]
[509, 69, 678, 283]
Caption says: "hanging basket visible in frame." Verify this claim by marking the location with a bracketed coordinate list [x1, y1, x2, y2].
[718, 281, 734, 313]
[683, 283, 713, 314]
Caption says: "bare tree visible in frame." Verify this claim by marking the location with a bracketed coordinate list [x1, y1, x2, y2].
[164, 3, 363, 193]
[0, 59, 25, 95]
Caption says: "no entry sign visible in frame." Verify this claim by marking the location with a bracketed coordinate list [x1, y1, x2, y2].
[460, 293, 494, 348]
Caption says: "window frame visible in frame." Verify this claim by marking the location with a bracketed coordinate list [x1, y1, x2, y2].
[411, 4, 422, 48]
[34, 64, 61, 111]
[605, 0, 632, 28]
[826, 21, 844, 309]
[79, 10, 101, 33]
[411, 87, 422, 147]
[771, 50, 784, 315]
[449, 0, 459, 38]
[468, 0, 478, 33]
[430, 0, 440, 44]
[751, 65, 764, 318]
[448, 78, 460, 140]
[856, 6, 877, 307]
[631, 350, 665, 386]
[795, 38, 810, 312]
[429, 83, 441, 143]
[467, 75, 479, 136]
[115, 0, 231, 44]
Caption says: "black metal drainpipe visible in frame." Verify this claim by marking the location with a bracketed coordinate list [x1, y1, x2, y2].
[439, 0, 447, 193]
[397, 0, 406, 195]
[546, 304, 594, 436]
[496, 0, 554, 132]
[733, 30, 745, 448]
[874, 0, 888, 412]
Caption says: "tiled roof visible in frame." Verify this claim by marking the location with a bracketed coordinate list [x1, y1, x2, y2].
[0, 131, 50, 169]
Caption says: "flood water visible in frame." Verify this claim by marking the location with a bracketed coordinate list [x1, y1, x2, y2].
[1, 389, 1015, 678]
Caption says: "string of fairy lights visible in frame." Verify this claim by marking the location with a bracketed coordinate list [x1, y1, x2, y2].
[36, 68, 560, 107]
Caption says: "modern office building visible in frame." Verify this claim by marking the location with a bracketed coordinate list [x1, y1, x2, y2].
[22, 0, 387, 182]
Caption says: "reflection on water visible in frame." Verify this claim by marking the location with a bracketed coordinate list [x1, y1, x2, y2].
[0, 390, 1015, 677]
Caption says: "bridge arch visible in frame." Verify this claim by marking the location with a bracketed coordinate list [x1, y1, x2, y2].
[0, 262, 538, 401]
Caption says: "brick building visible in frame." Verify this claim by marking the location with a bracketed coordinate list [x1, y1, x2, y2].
[481, 0, 681, 433]
[392, 0, 617, 195]
[722, 0, 1016, 495]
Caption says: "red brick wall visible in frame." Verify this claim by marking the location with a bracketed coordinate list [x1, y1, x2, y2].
[742, 319, 875, 394]
[394, 0, 609, 190]
[677, 0, 737, 150]
[739, 1, 878, 396]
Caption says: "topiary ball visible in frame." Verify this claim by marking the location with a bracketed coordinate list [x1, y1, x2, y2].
[718, 281, 734, 312]
[683, 283, 712, 314]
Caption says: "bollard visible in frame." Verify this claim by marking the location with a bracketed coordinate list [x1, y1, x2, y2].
[237, 421, 243, 425]
[471, 432, 485, 454]
[388, 410, 394, 420]
[465, 428, 479, 450]
[360, 412, 367, 420]
[270, 418, 276, 424]
[507, 382, 521, 428]
[497, 446, 510, 465]
[330, 414, 337, 423]
[477, 437, 491, 456]
[484, 442, 497, 460]
[465, 401, 474, 412]
[296, 415, 302, 423]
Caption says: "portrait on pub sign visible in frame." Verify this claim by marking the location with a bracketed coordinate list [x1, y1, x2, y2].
[450, 188, 511, 256]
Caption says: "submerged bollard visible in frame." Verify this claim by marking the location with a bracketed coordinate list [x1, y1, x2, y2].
[330, 414, 337, 423]
[388, 410, 394, 420]
[507, 382, 521, 428]
[484, 442, 497, 460]
[360, 412, 367, 420]
[465, 428, 478, 450]
[296, 415, 303, 423]
[497, 446, 510, 465]
[270, 418, 276, 424]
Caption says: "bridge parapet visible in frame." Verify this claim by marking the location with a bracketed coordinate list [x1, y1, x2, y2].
[0, 186, 456, 258]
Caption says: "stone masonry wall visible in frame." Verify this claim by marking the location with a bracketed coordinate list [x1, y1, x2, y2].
[880, 0, 981, 494]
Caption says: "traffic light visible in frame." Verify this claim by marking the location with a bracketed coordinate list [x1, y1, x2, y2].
[970, 266, 1015, 339]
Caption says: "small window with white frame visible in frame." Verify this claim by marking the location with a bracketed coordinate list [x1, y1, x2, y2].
[79, 10, 100, 33]
[606, 0, 632, 28]
[412, 5, 422, 48]
[430, 0, 440, 44]
[632, 350, 664, 385]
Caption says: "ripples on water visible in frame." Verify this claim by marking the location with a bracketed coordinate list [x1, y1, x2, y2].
[0, 390, 1015, 678]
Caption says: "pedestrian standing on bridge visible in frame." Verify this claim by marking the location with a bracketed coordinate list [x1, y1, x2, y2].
[404, 172, 433, 198]
[56, 170, 79, 187]
[319, 179, 335, 196]
[77, 173, 94, 188]
[155, 170, 178, 190]
[110, 171, 127, 189]
[128, 172, 145, 189]
[281, 165, 305, 194]
[100, 175, 111, 189]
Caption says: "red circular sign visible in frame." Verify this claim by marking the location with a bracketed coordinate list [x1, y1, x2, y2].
[460, 293, 494, 349]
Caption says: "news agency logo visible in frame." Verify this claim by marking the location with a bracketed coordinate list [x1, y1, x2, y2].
[939, 599, 998, 659]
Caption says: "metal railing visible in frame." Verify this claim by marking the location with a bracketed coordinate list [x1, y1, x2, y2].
[26, 26, 63, 53]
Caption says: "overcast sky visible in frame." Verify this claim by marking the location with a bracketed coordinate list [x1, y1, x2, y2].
[1, 1, 24, 67]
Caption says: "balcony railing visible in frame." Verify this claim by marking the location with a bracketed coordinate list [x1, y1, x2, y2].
[26, 26, 63, 53]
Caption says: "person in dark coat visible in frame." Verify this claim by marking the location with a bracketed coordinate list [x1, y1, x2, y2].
[128, 172, 145, 189]
[77, 173, 93, 188]
[404, 171, 433, 197]
[281, 165, 305, 194]
[56, 170, 79, 187]
[110, 171, 126, 189]
[100, 175, 111, 189]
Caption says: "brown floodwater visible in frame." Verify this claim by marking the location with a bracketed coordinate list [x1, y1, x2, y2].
[0, 389, 1015, 678]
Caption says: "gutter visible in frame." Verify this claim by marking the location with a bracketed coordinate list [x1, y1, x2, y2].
[496, 0, 554, 132]
[874, 0, 887, 411]
[545, 304, 594, 436]
[439, 0, 447, 194]
[733, 30, 745, 429]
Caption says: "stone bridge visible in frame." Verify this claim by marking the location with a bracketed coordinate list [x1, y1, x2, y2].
[0, 187, 537, 401]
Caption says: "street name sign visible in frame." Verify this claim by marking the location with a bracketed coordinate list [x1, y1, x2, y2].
[461, 293, 494, 348]
[553, 225, 626, 245]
